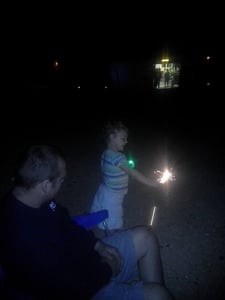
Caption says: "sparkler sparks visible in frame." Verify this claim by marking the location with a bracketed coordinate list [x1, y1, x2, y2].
[154, 168, 175, 184]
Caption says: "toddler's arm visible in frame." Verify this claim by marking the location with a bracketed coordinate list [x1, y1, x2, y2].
[120, 163, 158, 188]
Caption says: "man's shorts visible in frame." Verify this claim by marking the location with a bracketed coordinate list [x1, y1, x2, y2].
[91, 229, 144, 300]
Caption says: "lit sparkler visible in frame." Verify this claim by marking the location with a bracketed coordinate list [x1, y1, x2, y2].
[149, 168, 175, 227]
[154, 168, 175, 184]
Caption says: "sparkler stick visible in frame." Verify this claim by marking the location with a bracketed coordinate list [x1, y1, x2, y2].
[150, 206, 156, 226]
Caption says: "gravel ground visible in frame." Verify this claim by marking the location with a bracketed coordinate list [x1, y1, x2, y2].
[1, 87, 224, 299]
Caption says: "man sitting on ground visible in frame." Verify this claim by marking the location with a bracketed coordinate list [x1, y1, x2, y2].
[0, 144, 174, 299]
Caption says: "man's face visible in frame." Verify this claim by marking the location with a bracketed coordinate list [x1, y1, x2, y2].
[47, 158, 67, 199]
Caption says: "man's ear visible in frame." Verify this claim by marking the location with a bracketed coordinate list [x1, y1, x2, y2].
[41, 179, 51, 194]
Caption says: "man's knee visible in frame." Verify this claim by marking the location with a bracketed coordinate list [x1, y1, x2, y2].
[134, 226, 158, 245]
[132, 226, 159, 257]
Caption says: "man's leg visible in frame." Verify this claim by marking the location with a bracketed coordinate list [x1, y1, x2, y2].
[131, 226, 175, 299]
[131, 226, 164, 283]
[100, 227, 174, 299]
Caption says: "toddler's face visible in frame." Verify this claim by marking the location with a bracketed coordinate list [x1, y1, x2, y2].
[112, 129, 128, 151]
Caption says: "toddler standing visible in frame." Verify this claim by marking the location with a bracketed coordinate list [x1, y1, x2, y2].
[90, 121, 158, 232]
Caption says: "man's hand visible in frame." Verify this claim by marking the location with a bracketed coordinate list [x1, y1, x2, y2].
[95, 241, 122, 277]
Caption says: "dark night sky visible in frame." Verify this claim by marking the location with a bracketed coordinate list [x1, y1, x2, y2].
[7, 3, 220, 71]
[1, 4, 223, 172]
[3, 4, 220, 110]
[3, 1, 221, 119]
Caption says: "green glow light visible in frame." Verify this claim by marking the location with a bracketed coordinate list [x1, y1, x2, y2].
[128, 159, 135, 168]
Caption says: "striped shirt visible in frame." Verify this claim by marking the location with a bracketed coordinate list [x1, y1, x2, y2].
[101, 149, 129, 194]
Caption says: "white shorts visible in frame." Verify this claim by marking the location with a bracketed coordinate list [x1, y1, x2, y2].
[90, 184, 125, 230]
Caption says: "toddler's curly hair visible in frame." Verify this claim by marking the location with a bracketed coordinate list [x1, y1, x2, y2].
[103, 121, 128, 143]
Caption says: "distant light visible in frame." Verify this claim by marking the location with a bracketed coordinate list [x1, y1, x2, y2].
[77, 85, 81, 89]
[205, 56, 211, 60]
[104, 86, 108, 89]
[161, 58, 169, 63]
[53, 60, 59, 69]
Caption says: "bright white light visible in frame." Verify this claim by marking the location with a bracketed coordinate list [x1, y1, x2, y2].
[150, 206, 156, 226]
[154, 168, 175, 184]
[159, 169, 172, 183]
